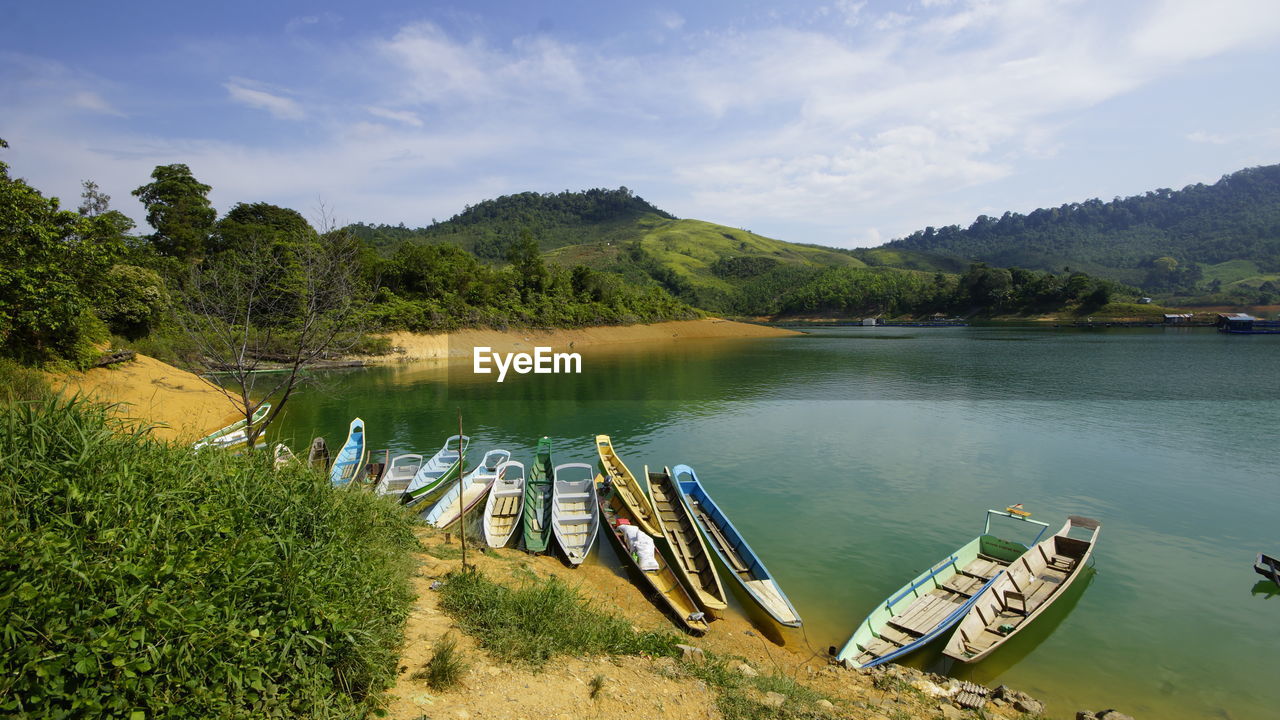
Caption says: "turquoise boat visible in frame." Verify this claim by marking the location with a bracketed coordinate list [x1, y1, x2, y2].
[521, 437, 554, 553]
[836, 508, 1049, 669]
[671, 464, 801, 628]
[328, 418, 366, 486]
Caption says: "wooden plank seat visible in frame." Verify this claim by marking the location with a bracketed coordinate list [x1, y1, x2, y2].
[961, 558, 1000, 580]
[942, 573, 984, 597]
[888, 595, 962, 635]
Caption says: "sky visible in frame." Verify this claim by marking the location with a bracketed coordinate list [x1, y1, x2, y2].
[3, 0, 1280, 248]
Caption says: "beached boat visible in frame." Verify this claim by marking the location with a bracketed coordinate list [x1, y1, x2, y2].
[403, 435, 469, 506]
[943, 515, 1101, 663]
[550, 463, 599, 566]
[272, 443, 296, 468]
[521, 437, 554, 553]
[374, 453, 424, 496]
[421, 449, 509, 528]
[836, 508, 1051, 669]
[599, 470, 709, 635]
[192, 403, 271, 449]
[671, 464, 801, 628]
[595, 435, 660, 537]
[483, 460, 527, 547]
[307, 437, 329, 470]
[328, 418, 367, 486]
[1256, 552, 1280, 584]
[644, 465, 728, 614]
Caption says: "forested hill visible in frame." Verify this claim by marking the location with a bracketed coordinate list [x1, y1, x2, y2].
[347, 187, 674, 259]
[886, 164, 1280, 294]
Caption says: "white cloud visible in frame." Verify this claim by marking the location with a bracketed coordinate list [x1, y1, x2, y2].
[656, 10, 685, 31]
[1187, 131, 1230, 145]
[70, 90, 124, 116]
[367, 106, 424, 127]
[224, 80, 306, 120]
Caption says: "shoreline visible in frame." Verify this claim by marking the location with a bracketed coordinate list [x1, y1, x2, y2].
[371, 317, 799, 364]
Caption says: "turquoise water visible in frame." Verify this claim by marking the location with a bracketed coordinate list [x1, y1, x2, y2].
[271, 327, 1278, 720]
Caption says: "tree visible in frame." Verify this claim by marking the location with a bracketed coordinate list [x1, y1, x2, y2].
[209, 202, 315, 255]
[179, 227, 370, 450]
[132, 164, 216, 261]
[77, 179, 110, 216]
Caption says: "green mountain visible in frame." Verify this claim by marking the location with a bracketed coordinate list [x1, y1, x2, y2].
[884, 163, 1280, 301]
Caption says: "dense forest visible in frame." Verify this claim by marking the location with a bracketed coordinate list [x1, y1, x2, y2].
[887, 164, 1280, 301]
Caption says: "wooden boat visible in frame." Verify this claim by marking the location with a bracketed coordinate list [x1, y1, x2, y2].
[943, 515, 1101, 663]
[374, 453, 424, 496]
[644, 465, 728, 614]
[328, 418, 367, 486]
[192, 403, 271, 449]
[272, 443, 296, 468]
[595, 435, 660, 537]
[403, 435, 469, 506]
[836, 508, 1051, 669]
[1256, 552, 1280, 584]
[550, 463, 599, 566]
[521, 437, 555, 553]
[307, 437, 329, 470]
[483, 460, 526, 547]
[421, 449, 509, 529]
[598, 470, 709, 635]
[672, 464, 801, 628]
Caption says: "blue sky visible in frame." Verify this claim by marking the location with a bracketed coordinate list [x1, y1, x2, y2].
[3, 0, 1279, 247]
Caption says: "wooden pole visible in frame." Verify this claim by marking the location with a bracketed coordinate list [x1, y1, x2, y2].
[457, 409, 467, 569]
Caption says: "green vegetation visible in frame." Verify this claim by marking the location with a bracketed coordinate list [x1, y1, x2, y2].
[888, 163, 1280, 302]
[412, 636, 468, 691]
[588, 673, 606, 700]
[0, 396, 418, 719]
[435, 568, 680, 667]
[673, 655, 838, 720]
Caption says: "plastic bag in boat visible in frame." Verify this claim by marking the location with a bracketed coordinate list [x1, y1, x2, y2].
[619, 524, 659, 571]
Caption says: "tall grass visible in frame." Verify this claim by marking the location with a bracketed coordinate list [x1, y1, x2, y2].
[436, 568, 680, 667]
[0, 396, 418, 719]
[0, 357, 53, 403]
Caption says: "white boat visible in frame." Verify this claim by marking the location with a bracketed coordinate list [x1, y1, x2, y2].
[403, 435, 469, 506]
[483, 460, 526, 548]
[943, 515, 1101, 663]
[374, 453, 424, 496]
[272, 443, 297, 468]
[551, 463, 599, 566]
[192, 403, 271, 450]
[421, 449, 509, 529]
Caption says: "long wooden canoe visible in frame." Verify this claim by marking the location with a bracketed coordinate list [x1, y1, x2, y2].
[484, 460, 526, 548]
[403, 435, 469, 506]
[551, 463, 599, 566]
[328, 418, 366, 486]
[598, 471, 709, 635]
[192, 403, 271, 449]
[374, 453, 424, 496]
[595, 435, 660, 537]
[943, 515, 1101, 663]
[421, 449, 509, 529]
[645, 465, 728, 614]
[521, 437, 554, 553]
[672, 464, 801, 627]
[836, 508, 1049, 669]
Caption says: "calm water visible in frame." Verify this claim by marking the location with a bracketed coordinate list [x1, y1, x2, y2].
[271, 327, 1278, 720]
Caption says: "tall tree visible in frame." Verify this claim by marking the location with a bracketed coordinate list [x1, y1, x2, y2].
[77, 179, 110, 216]
[132, 164, 216, 261]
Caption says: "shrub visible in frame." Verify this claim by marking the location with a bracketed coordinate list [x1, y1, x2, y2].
[412, 636, 468, 691]
[0, 397, 418, 719]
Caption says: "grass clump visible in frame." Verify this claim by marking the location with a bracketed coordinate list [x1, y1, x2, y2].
[678, 655, 838, 720]
[412, 636, 468, 691]
[0, 396, 418, 719]
[588, 673, 606, 700]
[436, 567, 680, 667]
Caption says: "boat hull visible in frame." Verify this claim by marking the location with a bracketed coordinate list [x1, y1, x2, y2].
[646, 466, 728, 614]
[522, 438, 554, 553]
[595, 435, 661, 537]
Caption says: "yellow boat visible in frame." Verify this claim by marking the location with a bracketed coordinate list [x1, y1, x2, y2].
[645, 465, 729, 615]
[597, 472, 709, 635]
[594, 435, 660, 537]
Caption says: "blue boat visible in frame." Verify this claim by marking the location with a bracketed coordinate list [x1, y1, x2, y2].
[328, 418, 367, 485]
[671, 464, 801, 627]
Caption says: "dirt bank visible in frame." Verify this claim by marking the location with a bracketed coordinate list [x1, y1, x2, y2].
[374, 318, 798, 363]
[50, 354, 240, 442]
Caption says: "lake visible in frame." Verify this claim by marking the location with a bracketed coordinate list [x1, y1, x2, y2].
[271, 326, 1278, 720]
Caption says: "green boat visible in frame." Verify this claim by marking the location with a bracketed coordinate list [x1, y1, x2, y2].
[192, 403, 271, 450]
[836, 507, 1049, 669]
[521, 437, 555, 553]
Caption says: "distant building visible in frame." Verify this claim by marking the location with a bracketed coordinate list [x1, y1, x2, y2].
[1163, 314, 1193, 324]
[1216, 313, 1255, 331]
[1138, 297, 1153, 304]
[861, 318, 878, 326]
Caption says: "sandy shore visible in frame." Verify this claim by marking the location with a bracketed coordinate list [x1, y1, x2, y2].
[374, 318, 797, 363]
[50, 354, 242, 443]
